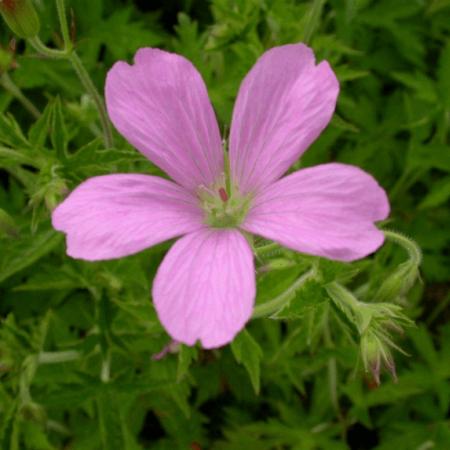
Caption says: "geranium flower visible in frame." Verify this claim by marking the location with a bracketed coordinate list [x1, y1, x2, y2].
[52, 44, 389, 348]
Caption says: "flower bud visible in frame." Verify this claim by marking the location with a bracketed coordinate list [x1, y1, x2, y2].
[361, 331, 397, 385]
[0, 0, 40, 39]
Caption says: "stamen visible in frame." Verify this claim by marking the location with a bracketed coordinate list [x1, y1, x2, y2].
[218, 187, 228, 202]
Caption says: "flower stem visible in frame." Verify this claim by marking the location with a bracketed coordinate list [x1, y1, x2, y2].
[323, 307, 342, 418]
[383, 229, 422, 267]
[28, 35, 68, 58]
[68, 52, 113, 148]
[37, 350, 80, 364]
[27, 0, 114, 148]
[0, 72, 41, 119]
[55, 0, 72, 52]
[252, 268, 316, 318]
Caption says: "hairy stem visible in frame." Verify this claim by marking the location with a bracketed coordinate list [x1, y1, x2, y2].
[383, 229, 422, 267]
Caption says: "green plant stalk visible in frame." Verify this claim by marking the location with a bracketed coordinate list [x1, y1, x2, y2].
[252, 268, 316, 318]
[55, 0, 72, 52]
[28, 26, 113, 148]
[38, 350, 80, 364]
[68, 52, 113, 148]
[0, 72, 41, 118]
[28, 35, 68, 58]
[383, 229, 422, 267]
[323, 307, 341, 418]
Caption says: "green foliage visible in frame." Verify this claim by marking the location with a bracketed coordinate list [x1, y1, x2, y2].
[0, 0, 449, 449]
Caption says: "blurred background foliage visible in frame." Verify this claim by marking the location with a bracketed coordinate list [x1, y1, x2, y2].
[0, 0, 449, 449]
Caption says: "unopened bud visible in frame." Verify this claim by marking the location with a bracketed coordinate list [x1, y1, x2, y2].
[0, 0, 40, 39]
[361, 331, 398, 385]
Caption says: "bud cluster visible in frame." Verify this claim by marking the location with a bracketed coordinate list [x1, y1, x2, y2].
[357, 302, 412, 384]
[327, 282, 413, 384]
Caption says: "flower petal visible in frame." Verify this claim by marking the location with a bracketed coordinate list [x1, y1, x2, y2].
[229, 44, 339, 195]
[52, 174, 204, 261]
[105, 48, 223, 191]
[152, 229, 255, 348]
[241, 163, 390, 261]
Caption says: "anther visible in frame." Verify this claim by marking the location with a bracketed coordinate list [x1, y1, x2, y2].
[218, 187, 228, 202]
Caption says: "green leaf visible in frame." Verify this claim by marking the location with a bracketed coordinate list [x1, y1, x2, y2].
[408, 144, 450, 172]
[97, 388, 128, 450]
[437, 41, 450, 108]
[0, 225, 62, 284]
[0, 208, 18, 238]
[50, 96, 68, 160]
[66, 139, 145, 176]
[391, 71, 437, 102]
[28, 100, 54, 149]
[419, 176, 450, 209]
[0, 399, 19, 450]
[0, 113, 30, 148]
[231, 330, 263, 394]
[177, 344, 198, 382]
[274, 279, 329, 320]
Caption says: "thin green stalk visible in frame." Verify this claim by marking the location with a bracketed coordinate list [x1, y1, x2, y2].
[323, 308, 341, 418]
[37, 350, 80, 364]
[426, 292, 450, 326]
[68, 52, 113, 148]
[0, 72, 41, 119]
[27, 0, 114, 148]
[28, 35, 68, 58]
[384, 230, 422, 267]
[55, 0, 72, 51]
[252, 268, 316, 318]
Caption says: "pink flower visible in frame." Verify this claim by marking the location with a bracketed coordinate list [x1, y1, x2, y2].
[52, 44, 389, 349]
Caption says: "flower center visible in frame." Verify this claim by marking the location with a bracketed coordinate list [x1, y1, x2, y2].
[198, 178, 252, 229]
